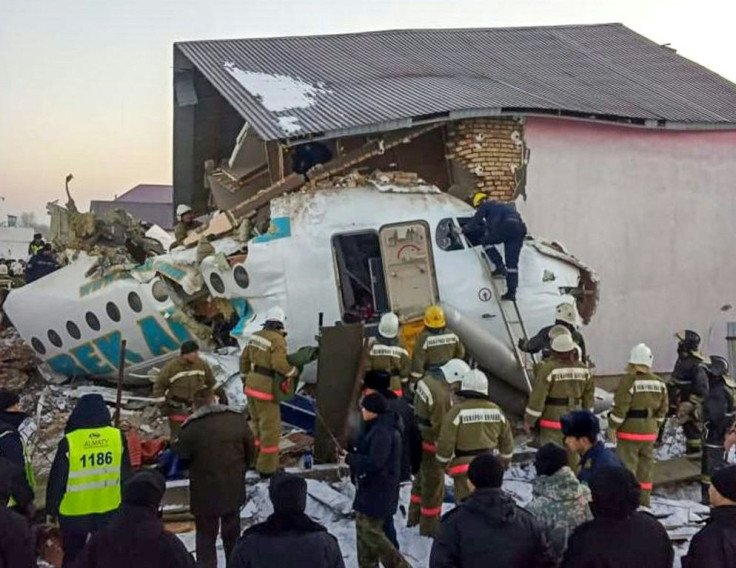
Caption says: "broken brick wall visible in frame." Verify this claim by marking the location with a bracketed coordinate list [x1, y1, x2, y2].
[445, 117, 528, 202]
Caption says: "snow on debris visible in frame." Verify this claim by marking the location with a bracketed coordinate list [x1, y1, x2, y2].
[223, 63, 330, 112]
[277, 115, 303, 135]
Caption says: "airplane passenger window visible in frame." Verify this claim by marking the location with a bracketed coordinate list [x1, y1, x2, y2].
[66, 321, 81, 340]
[48, 330, 63, 348]
[234, 266, 249, 289]
[151, 280, 169, 302]
[106, 302, 121, 322]
[210, 273, 226, 294]
[436, 218, 465, 251]
[31, 337, 46, 355]
[128, 292, 143, 313]
[86, 311, 101, 331]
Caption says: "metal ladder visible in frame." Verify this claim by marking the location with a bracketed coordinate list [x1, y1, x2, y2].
[472, 245, 538, 391]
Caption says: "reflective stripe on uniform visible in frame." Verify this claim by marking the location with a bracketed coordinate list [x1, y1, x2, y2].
[640, 482, 653, 491]
[609, 413, 625, 424]
[169, 369, 205, 384]
[525, 407, 542, 418]
[247, 335, 272, 351]
[421, 506, 442, 517]
[422, 441, 437, 453]
[169, 414, 190, 423]
[59, 426, 123, 517]
[617, 431, 657, 442]
[392, 389, 403, 397]
[539, 419, 562, 430]
[369, 345, 408, 359]
[547, 368, 590, 384]
[259, 445, 279, 455]
[410, 494, 421, 504]
[448, 463, 470, 476]
[244, 387, 274, 402]
[415, 381, 433, 406]
[452, 408, 505, 426]
[632, 380, 666, 394]
[423, 334, 460, 349]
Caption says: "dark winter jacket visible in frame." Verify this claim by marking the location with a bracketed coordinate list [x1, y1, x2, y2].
[578, 442, 624, 485]
[73, 504, 195, 568]
[463, 200, 522, 236]
[562, 512, 673, 568]
[0, 411, 34, 513]
[346, 412, 402, 520]
[25, 251, 59, 283]
[430, 488, 556, 568]
[172, 404, 255, 516]
[682, 505, 736, 568]
[230, 512, 345, 568]
[0, 504, 35, 568]
[704, 376, 736, 445]
[46, 395, 132, 532]
[381, 389, 422, 481]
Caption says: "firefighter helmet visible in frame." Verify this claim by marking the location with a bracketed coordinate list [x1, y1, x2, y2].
[548, 325, 572, 340]
[675, 329, 701, 351]
[461, 369, 488, 395]
[424, 305, 446, 329]
[550, 334, 577, 354]
[176, 204, 193, 217]
[440, 359, 471, 384]
[628, 343, 653, 368]
[264, 306, 286, 324]
[709, 355, 729, 377]
[472, 192, 489, 208]
[378, 312, 399, 339]
[555, 303, 577, 327]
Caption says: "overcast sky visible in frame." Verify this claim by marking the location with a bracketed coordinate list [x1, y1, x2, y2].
[1, 0, 734, 219]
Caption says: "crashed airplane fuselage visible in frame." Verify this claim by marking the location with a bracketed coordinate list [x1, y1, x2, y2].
[4, 182, 598, 399]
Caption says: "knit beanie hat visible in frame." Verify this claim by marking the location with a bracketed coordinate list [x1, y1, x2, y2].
[561, 410, 600, 442]
[467, 454, 505, 489]
[0, 390, 20, 412]
[363, 370, 391, 392]
[270, 472, 308, 514]
[361, 393, 388, 415]
[535, 443, 568, 477]
[589, 466, 640, 520]
[123, 470, 166, 509]
[712, 464, 736, 502]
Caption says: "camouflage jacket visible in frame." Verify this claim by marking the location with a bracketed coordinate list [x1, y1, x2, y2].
[526, 466, 593, 558]
[411, 327, 465, 379]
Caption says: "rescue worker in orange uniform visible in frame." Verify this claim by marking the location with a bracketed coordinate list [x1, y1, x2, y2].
[240, 307, 298, 477]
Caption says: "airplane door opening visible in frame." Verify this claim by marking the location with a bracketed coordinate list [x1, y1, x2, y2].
[379, 221, 438, 321]
[332, 232, 389, 325]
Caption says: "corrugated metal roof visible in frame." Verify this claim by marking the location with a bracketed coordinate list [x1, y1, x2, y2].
[175, 24, 736, 141]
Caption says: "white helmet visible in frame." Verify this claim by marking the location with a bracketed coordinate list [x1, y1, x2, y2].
[378, 312, 399, 339]
[176, 204, 192, 217]
[440, 359, 471, 384]
[550, 334, 577, 353]
[264, 306, 286, 324]
[548, 324, 572, 340]
[555, 302, 577, 327]
[461, 369, 488, 395]
[629, 343, 653, 367]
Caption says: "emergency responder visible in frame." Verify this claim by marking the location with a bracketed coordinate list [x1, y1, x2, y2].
[240, 306, 298, 477]
[524, 334, 594, 468]
[436, 369, 514, 503]
[366, 312, 411, 397]
[153, 340, 223, 438]
[408, 358, 469, 536]
[670, 330, 709, 456]
[461, 192, 527, 301]
[701, 355, 736, 503]
[0, 390, 35, 517]
[520, 302, 588, 363]
[411, 305, 466, 383]
[28, 232, 45, 256]
[173, 204, 202, 244]
[608, 344, 668, 506]
[26, 243, 59, 283]
[46, 394, 132, 568]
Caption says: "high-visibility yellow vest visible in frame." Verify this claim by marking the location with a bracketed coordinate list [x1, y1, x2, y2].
[59, 426, 123, 517]
[0, 430, 36, 508]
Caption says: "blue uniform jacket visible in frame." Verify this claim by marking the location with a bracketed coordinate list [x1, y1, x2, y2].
[463, 200, 520, 236]
[578, 442, 624, 485]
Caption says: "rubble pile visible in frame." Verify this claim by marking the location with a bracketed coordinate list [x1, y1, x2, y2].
[311, 169, 426, 190]
[0, 327, 39, 390]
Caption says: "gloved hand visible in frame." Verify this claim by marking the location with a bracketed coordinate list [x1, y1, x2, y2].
[517, 338, 526, 350]
[280, 378, 291, 395]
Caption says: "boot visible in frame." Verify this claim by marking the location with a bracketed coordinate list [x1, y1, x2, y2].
[491, 267, 507, 278]
[501, 291, 516, 302]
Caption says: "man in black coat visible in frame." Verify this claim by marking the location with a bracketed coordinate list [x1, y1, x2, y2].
[173, 388, 255, 568]
[0, 390, 34, 517]
[75, 470, 194, 568]
[344, 393, 409, 568]
[683, 464, 736, 567]
[25, 243, 59, 283]
[562, 466, 673, 568]
[230, 472, 344, 568]
[0, 459, 35, 568]
[430, 454, 555, 568]
[46, 394, 132, 568]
